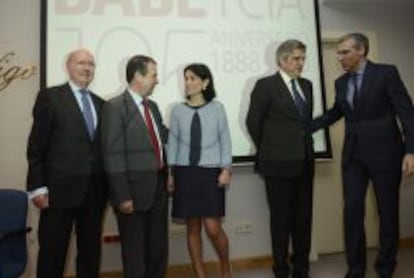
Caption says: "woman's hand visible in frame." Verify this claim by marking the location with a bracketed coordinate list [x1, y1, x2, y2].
[402, 153, 414, 177]
[167, 167, 175, 193]
[218, 168, 232, 187]
[167, 173, 175, 193]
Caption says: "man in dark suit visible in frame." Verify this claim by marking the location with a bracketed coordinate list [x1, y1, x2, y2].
[246, 39, 314, 278]
[26, 48, 108, 277]
[312, 33, 414, 278]
[101, 55, 168, 278]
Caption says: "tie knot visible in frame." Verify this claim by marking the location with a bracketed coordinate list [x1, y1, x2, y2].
[80, 88, 88, 95]
[291, 79, 299, 91]
[142, 99, 149, 107]
[350, 72, 358, 80]
[290, 79, 298, 90]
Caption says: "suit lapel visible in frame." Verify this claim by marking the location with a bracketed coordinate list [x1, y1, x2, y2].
[354, 61, 374, 111]
[298, 78, 313, 118]
[90, 94, 101, 117]
[336, 76, 353, 115]
[275, 73, 313, 120]
[148, 101, 164, 141]
[337, 61, 373, 115]
[274, 73, 300, 117]
[123, 91, 153, 145]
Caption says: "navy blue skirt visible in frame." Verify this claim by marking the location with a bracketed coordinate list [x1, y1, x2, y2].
[172, 166, 225, 218]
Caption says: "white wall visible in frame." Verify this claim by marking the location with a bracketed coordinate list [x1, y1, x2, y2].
[1, 0, 414, 277]
[319, 1, 414, 99]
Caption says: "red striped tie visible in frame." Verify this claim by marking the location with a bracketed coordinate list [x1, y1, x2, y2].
[143, 99, 162, 169]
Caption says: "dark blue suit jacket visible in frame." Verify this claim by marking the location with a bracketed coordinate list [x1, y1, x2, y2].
[246, 72, 314, 178]
[313, 61, 414, 170]
[26, 83, 107, 208]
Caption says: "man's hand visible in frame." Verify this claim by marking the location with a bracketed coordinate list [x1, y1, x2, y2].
[32, 194, 49, 209]
[119, 200, 134, 214]
[402, 153, 414, 177]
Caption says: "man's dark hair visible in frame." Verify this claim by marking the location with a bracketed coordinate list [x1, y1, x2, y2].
[126, 55, 157, 83]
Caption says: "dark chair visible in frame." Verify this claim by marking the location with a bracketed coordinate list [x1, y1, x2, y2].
[0, 189, 31, 277]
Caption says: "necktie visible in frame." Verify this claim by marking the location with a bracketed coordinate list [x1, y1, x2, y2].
[80, 89, 95, 139]
[142, 99, 162, 169]
[189, 111, 201, 166]
[291, 79, 307, 118]
[350, 72, 359, 108]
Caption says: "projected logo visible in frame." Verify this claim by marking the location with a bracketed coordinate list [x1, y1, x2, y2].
[46, 0, 326, 158]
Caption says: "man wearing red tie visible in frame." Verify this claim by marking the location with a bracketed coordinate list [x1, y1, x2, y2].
[101, 55, 168, 278]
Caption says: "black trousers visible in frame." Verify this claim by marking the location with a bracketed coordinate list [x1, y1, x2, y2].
[115, 174, 169, 278]
[37, 179, 107, 278]
[343, 157, 401, 277]
[264, 161, 314, 277]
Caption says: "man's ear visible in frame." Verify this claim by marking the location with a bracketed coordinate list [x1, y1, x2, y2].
[134, 71, 142, 82]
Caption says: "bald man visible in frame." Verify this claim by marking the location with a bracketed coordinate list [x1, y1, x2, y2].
[27, 49, 108, 277]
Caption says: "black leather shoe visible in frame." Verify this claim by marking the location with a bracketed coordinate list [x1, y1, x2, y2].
[292, 273, 309, 278]
[345, 272, 363, 278]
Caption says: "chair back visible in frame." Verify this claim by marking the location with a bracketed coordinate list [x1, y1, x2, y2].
[0, 189, 29, 277]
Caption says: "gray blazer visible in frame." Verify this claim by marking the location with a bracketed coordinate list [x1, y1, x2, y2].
[101, 90, 168, 210]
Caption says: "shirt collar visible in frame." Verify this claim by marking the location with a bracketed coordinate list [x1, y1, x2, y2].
[279, 69, 297, 86]
[68, 80, 85, 94]
[127, 87, 145, 106]
[354, 60, 367, 76]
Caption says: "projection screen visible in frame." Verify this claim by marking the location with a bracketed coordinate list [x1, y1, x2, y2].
[41, 0, 331, 162]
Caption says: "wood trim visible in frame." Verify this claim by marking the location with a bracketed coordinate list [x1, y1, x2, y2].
[64, 255, 273, 278]
[65, 237, 414, 278]
[64, 272, 121, 278]
[167, 255, 272, 277]
[102, 234, 120, 243]
[400, 237, 414, 248]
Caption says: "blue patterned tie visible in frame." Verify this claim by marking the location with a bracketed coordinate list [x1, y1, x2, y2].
[80, 89, 95, 139]
[291, 79, 307, 118]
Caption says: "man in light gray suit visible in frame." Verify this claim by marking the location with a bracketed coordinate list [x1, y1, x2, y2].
[101, 55, 168, 278]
